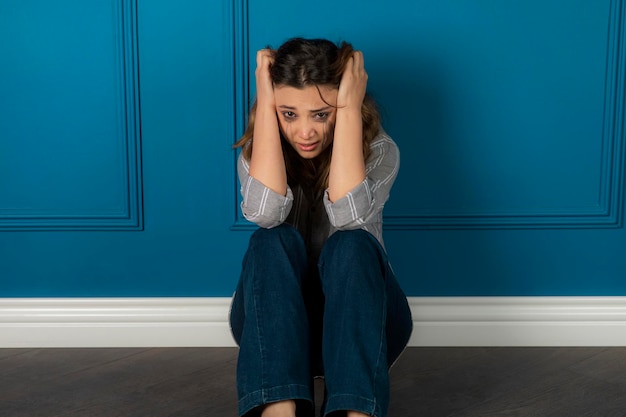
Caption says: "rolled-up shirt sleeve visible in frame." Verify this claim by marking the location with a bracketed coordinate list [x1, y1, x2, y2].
[237, 152, 293, 228]
[323, 133, 400, 230]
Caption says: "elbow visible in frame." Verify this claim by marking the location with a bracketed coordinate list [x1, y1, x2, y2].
[328, 207, 375, 230]
[333, 220, 365, 231]
[242, 211, 284, 229]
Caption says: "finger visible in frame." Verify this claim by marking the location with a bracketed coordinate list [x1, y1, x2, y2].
[352, 51, 364, 71]
[256, 49, 273, 67]
[256, 49, 266, 67]
[343, 55, 355, 76]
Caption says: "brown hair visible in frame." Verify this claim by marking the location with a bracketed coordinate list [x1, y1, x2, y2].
[234, 37, 381, 195]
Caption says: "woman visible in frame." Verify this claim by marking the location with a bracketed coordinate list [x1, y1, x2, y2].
[230, 37, 413, 417]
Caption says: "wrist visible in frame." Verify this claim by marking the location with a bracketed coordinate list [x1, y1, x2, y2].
[336, 106, 362, 121]
[256, 100, 276, 114]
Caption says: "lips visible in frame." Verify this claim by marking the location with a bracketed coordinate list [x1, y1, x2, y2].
[297, 141, 319, 152]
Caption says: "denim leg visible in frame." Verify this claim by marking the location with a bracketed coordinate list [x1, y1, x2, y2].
[230, 225, 315, 417]
[318, 230, 412, 417]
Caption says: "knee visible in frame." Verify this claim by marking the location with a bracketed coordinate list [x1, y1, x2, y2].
[318, 229, 387, 292]
[320, 229, 384, 265]
[248, 224, 305, 256]
[242, 224, 307, 286]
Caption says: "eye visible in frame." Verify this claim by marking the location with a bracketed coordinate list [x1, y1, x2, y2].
[281, 111, 296, 120]
[314, 112, 329, 121]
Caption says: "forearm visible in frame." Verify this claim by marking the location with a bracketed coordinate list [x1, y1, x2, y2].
[328, 107, 365, 202]
[248, 104, 287, 196]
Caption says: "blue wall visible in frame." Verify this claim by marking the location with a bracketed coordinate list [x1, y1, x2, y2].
[1, 0, 625, 297]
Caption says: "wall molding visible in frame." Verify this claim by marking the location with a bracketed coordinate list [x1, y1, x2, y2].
[385, 0, 626, 230]
[2, 296, 626, 348]
[0, 0, 143, 231]
[229, 0, 250, 229]
[230, 0, 626, 230]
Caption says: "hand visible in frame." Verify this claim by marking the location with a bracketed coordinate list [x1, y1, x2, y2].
[255, 49, 275, 109]
[337, 51, 368, 111]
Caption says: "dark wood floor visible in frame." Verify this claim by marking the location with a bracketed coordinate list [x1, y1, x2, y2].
[1, 347, 626, 417]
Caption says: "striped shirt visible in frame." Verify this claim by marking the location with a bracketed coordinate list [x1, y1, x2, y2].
[238, 131, 400, 260]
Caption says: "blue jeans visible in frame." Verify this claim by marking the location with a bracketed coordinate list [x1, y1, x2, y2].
[229, 224, 413, 417]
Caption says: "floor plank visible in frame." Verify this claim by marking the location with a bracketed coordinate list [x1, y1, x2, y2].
[1, 347, 625, 416]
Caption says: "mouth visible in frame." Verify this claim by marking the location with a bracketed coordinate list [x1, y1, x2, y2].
[297, 141, 320, 152]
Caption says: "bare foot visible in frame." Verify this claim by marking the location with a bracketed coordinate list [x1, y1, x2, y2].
[261, 400, 296, 417]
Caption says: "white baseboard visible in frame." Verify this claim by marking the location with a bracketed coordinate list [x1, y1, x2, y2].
[1, 297, 626, 348]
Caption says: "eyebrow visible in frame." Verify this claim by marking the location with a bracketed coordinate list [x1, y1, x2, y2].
[277, 105, 333, 113]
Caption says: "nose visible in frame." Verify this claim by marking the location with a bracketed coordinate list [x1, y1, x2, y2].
[297, 120, 315, 140]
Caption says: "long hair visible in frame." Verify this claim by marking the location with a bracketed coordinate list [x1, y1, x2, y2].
[234, 37, 381, 195]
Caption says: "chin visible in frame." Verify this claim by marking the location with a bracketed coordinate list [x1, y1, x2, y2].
[294, 150, 320, 159]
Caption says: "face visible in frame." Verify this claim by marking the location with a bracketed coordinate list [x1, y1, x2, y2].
[274, 85, 338, 159]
